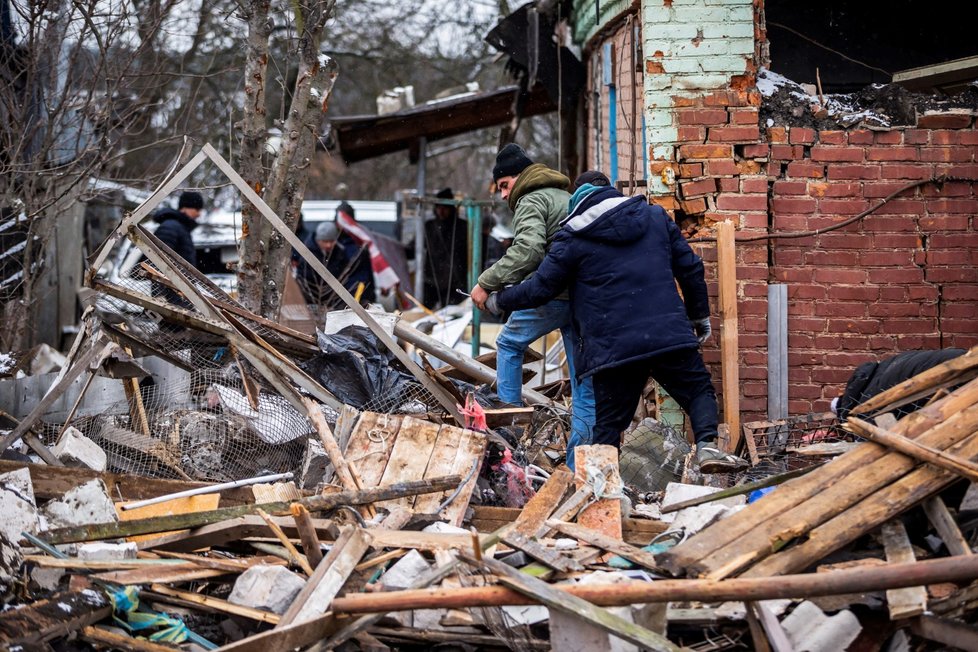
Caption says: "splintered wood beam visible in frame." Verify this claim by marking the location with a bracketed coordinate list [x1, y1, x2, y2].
[40, 475, 461, 545]
[880, 519, 928, 619]
[849, 415, 978, 483]
[545, 520, 660, 571]
[81, 626, 180, 652]
[459, 552, 681, 652]
[291, 504, 324, 568]
[717, 220, 741, 452]
[922, 496, 973, 557]
[332, 553, 978, 613]
[910, 614, 978, 650]
[0, 590, 111, 647]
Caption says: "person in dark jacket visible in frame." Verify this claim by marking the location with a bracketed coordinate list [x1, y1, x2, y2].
[423, 187, 469, 308]
[833, 348, 967, 421]
[297, 221, 352, 304]
[154, 191, 204, 267]
[335, 202, 376, 303]
[486, 174, 747, 474]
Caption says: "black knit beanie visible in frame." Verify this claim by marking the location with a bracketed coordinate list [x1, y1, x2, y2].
[492, 143, 533, 182]
[574, 170, 611, 189]
[178, 191, 204, 210]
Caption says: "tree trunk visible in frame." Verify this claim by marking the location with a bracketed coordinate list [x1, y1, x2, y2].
[237, 1, 338, 318]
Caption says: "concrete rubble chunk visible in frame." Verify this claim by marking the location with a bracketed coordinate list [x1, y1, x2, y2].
[78, 542, 138, 561]
[0, 467, 39, 543]
[781, 600, 862, 652]
[550, 571, 667, 652]
[380, 549, 431, 590]
[300, 437, 329, 490]
[51, 426, 107, 471]
[40, 479, 118, 530]
[228, 565, 306, 615]
[660, 481, 747, 535]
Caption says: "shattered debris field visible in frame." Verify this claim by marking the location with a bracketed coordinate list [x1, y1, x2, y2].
[3, 147, 978, 652]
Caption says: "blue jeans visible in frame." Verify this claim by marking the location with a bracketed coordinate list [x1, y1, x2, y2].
[495, 300, 595, 471]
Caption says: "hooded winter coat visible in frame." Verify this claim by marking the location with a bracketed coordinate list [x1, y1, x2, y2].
[476, 163, 571, 292]
[496, 185, 709, 379]
[153, 207, 198, 266]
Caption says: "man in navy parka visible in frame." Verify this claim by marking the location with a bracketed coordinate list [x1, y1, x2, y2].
[488, 174, 748, 473]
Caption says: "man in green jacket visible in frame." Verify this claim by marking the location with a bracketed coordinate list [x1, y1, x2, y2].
[469, 144, 595, 469]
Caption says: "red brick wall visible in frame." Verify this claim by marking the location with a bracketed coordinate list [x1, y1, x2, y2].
[660, 93, 978, 423]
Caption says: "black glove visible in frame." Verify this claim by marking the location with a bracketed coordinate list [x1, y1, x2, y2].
[693, 317, 712, 344]
[484, 292, 502, 316]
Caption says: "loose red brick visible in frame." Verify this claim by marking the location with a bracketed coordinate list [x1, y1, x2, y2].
[771, 144, 804, 160]
[680, 197, 708, 214]
[705, 159, 740, 175]
[741, 143, 770, 158]
[874, 130, 904, 144]
[736, 160, 764, 175]
[772, 197, 817, 213]
[916, 112, 974, 129]
[828, 164, 880, 180]
[741, 177, 768, 193]
[679, 163, 703, 177]
[678, 126, 707, 141]
[786, 162, 826, 178]
[866, 146, 918, 161]
[811, 146, 864, 162]
[848, 130, 874, 145]
[904, 129, 929, 144]
[819, 130, 846, 145]
[931, 131, 962, 145]
[708, 125, 760, 143]
[681, 177, 718, 198]
[741, 211, 769, 228]
[729, 108, 759, 125]
[789, 127, 816, 145]
[767, 126, 788, 143]
[718, 177, 739, 192]
[715, 194, 769, 211]
[679, 144, 733, 159]
[678, 108, 729, 126]
[773, 180, 808, 195]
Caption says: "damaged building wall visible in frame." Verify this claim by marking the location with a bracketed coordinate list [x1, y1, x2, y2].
[574, 0, 978, 424]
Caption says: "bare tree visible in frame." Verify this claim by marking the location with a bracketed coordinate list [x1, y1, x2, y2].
[235, 0, 338, 316]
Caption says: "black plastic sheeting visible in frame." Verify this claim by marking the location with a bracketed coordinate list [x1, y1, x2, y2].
[301, 325, 415, 409]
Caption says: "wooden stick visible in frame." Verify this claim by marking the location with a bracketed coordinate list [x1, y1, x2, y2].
[81, 626, 178, 652]
[40, 474, 462, 545]
[922, 496, 973, 557]
[848, 416, 978, 483]
[291, 503, 324, 568]
[717, 220, 741, 453]
[661, 464, 820, 514]
[257, 508, 315, 575]
[546, 520, 660, 570]
[148, 584, 280, 624]
[333, 553, 978, 613]
[881, 520, 927, 619]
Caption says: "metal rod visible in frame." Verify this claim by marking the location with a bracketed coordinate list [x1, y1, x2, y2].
[119, 472, 294, 511]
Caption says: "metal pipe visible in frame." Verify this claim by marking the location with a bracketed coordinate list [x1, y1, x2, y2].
[119, 472, 294, 511]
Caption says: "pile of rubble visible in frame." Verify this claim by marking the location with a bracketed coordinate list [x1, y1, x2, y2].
[2, 146, 978, 650]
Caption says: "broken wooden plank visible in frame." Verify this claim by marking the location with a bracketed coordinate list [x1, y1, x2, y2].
[502, 530, 584, 572]
[377, 416, 441, 511]
[747, 602, 792, 652]
[41, 475, 462, 544]
[280, 526, 372, 626]
[460, 552, 680, 652]
[910, 614, 978, 650]
[292, 503, 324, 568]
[849, 415, 978, 483]
[412, 423, 464, 514]
[546, 520, 660, 571]
[116, 492, 221, 543]
[257, 508, 314, 575]
[80, 625, 179, 652]
[512, 467, 573, 536]
[148, 584, 280, 624]
[344, 412, 404, 488]
[923, 496, 973, 557]
[717, 220, 741, 452]
[302, 397, 361, 493]
[880, 519, 928, 619]
[92, 566, 227, 584]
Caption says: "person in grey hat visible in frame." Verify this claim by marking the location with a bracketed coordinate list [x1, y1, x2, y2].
[469, 143, 595, 470]
[297, 220, 352, 304]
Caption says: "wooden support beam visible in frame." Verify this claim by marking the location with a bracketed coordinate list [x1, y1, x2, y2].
[332, 553, 978, 613]
[880, 519, 928, 619]
[910, 614, 978, 650]
[546, 520, 659, 571]
[40, 475, 461, 545]
[923, 496, 973, 557]
[849, 416, 978, 483]
[716, 220, 740, 452]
